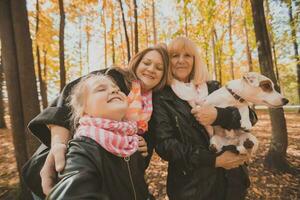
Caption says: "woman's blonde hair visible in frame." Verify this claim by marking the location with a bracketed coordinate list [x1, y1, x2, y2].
[68, 74, 114, 130]
[168, 37, 210, 85]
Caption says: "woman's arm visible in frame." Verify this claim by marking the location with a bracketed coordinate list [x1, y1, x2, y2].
[150, 96, 247, 171]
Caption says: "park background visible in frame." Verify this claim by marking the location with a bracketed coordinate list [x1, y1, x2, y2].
[0, 0, 299, 199]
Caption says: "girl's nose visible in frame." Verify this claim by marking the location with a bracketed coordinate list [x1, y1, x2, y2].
[111, 86, 120, 94]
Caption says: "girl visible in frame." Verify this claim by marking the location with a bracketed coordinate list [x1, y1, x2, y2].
[47, 74, 150, 199]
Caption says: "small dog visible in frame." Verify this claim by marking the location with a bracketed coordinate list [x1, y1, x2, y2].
[172, 72, 288, 155]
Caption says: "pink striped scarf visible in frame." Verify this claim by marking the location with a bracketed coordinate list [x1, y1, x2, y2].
[74, 116, 139, 157]
[74, 81, 153, 157]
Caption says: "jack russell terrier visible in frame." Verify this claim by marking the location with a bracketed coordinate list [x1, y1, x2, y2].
[171, 72, 289, 155]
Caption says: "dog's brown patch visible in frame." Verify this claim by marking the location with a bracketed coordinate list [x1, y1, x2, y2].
[259, 80, 273, 93]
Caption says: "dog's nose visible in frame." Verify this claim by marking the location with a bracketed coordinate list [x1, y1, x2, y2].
[282, 98, 289, 105]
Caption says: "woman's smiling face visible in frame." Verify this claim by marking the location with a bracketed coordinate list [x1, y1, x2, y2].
[135, 50, 164, 92]
[170, 49, 194, 83]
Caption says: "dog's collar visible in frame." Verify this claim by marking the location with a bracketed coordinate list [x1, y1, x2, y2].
[225, 85, 245, 103]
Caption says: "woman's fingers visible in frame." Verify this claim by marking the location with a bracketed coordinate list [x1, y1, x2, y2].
[138, 136, 148, 157]
[40, 152, 56, 195]
[52, 143, 67, 172]
[191, 105, 217, 125]
[40, 144, 67, 195]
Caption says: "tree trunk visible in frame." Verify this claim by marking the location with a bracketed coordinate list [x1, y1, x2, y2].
[243, 1, 253, 72]
[36, 0, 47, 108]
[0, 0, 37, 198]
[287, 0, 300, 106]
[101, 5, 107, 68]
[10, 0, 41, 155]
[250, 0, 291, 172]
[59, 0, 66, 90]
[111, 4, 116, 64]
[228, 0, 234, 79]
[118, 13, 126, 66]
[265, 0, 281, 88]
[183, 0, 188, 37]
[128, 1, 134, 56]
[118, 0, 131, 62]
[211, 29, 217, 80]
[144, 3, 149, 47]
[133, 0, 138, 54]
[79, 16, 82, 74]
[42, 48, 48, 103]
[151, 0, 157, 45]
[0, 55, 6, 128]
[214, 30, 223, 85]
[86, 18, 90, 71]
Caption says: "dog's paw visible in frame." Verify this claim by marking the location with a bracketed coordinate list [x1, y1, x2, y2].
[243, 139, 254, 149]
[209, 144, 218, 153]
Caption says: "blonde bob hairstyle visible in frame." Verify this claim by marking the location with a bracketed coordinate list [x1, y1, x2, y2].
[167, 37, 210, 85]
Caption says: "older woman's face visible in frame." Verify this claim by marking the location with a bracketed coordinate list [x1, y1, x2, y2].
[170, 49, 194, 82]
[136, 50, 164, 92]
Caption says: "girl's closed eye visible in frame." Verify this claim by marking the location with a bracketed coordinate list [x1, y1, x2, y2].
[94, 86, 107, 92]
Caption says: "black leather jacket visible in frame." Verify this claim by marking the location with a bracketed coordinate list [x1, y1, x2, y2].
[22, 68, 153, 199]
[149, 82, 257, 200]
[47, 137, 151, 200]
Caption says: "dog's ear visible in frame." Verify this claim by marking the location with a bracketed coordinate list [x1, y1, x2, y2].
[243, 72, 260, 87]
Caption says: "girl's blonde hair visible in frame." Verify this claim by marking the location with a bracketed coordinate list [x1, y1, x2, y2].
[68, 74, 113, 130]
[168, 37, 210, 85]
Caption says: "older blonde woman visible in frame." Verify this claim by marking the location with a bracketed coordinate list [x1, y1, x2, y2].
[149, 37, 257, 200]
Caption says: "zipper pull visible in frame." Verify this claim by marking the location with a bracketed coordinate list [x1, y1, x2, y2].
[124, 156, 130, 162]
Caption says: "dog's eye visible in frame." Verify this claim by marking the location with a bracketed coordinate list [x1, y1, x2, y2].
[259, 81, 273, 92]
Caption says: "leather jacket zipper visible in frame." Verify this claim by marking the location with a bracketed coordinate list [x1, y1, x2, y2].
[175, 116, 188, 175]
[175, 116, 186, 144]
[124, 156, 137, 200]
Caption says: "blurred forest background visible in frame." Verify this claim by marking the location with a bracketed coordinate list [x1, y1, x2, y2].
[0, 0, 299, 199]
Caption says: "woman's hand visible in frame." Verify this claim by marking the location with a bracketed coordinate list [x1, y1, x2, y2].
[215, 151, 249, 170]
[138, 136, 148, 157]
[40, 125, 71, 195]
[191, 105, 217, 126]
[40, 143, 67, 195]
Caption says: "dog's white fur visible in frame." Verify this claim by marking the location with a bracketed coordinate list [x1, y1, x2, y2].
[172, 72, 288, 155]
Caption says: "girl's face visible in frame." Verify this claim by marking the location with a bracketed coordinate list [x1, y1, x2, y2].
[170, 49, 194, 82]
[85, 77, 128, 121]
[136, 50, 164, 92]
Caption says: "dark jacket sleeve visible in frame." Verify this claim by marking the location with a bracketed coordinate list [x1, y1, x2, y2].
[28, 76, 83, 146]
[207, 81, 258, 129]
[149, 96, 216, 171]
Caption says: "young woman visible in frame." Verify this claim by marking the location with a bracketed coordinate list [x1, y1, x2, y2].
[149, 37, 257, 200]
[22, 45, 170, 199]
